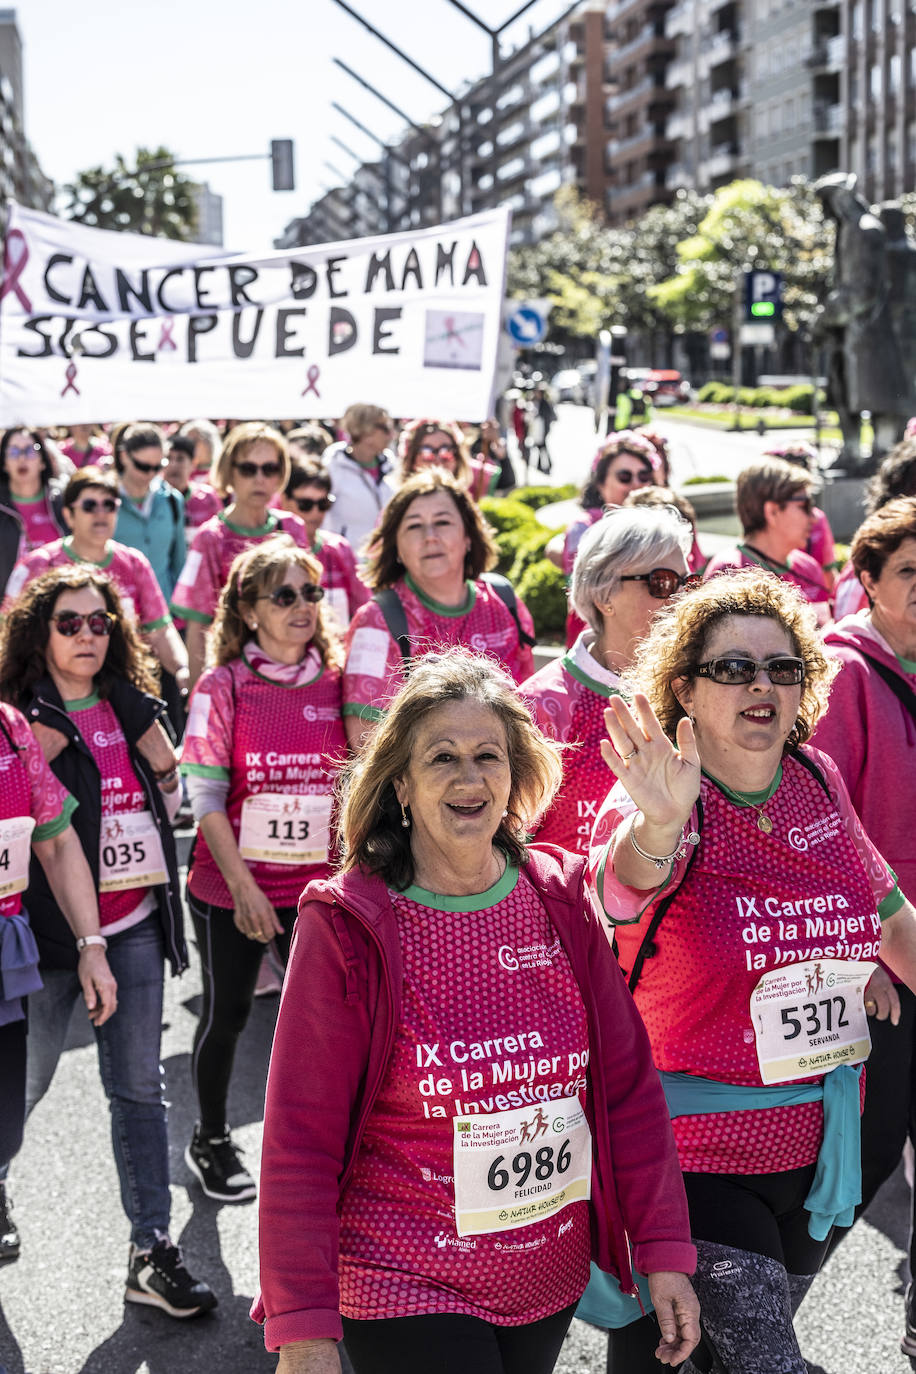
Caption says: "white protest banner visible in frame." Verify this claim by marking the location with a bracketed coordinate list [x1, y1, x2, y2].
[0, 204, 510, 425]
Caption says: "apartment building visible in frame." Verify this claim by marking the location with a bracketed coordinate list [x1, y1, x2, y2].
[0, 11, 52, 213]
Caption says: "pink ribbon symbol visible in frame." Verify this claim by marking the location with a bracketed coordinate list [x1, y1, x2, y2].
[0, 228, 31, 311]
[60, 362, 80, 398]
[444, 316, 465, 348]
[157, 317, 177, 352]
[301, 364, 320, 399]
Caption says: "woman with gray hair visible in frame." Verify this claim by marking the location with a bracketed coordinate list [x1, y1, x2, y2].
[522, 506, 698, 856]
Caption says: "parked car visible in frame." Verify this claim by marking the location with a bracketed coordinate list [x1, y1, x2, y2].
[643, 369, 691, 405]
[550, 361, 598, 405]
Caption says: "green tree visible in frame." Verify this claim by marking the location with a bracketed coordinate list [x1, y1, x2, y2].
[62, 147, 198, 240]
[649, 178, 832, 336]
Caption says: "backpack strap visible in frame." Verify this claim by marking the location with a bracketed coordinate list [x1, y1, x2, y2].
[627, 796, 703, 994]
[785, 745, 832, 800]
[854, 651, 916, 722]
[480, 571, 536, 648]
[373, 587, 412, 667]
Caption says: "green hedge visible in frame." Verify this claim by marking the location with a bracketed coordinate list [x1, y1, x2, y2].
[694, 383, 818, 414]
[479, 490, 570, 638]
[516, 559, 568, 640]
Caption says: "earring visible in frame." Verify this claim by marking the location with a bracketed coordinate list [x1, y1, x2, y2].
[689, 714, 696, 726]
[502, 809, 509, 817]
[400, 803, 410, 829]
[249, 620, 258, 631]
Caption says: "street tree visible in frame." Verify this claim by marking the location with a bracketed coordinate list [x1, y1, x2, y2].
[61, 147, 198, 240]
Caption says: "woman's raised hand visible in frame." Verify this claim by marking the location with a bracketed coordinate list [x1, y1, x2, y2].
[600, 693, 700, 829]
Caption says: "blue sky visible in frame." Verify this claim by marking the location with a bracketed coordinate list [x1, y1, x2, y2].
[18, 0, 575, 250]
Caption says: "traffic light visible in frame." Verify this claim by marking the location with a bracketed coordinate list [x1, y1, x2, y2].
[271, 139, 295, 192]
[744, 270, 783, 320]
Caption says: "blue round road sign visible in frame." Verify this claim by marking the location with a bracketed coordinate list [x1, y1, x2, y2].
[507, 306, 547, 346]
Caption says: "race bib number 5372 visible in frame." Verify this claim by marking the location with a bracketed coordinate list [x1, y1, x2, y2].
[751, 958, 875, 1084]
[452, 1095, 591, 1238]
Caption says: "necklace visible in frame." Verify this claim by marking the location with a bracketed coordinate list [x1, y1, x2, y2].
[707, 767, 782, 834]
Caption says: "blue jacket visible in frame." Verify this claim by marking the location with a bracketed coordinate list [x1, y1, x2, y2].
[115, 479, 186, 600]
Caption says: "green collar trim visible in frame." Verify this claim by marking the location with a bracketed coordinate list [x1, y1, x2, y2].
[560, 650, 624, 700]
[62, 536, 113, 569]
[63, 692, 100, 712]
[704, 763, 783, 808]
[738, 543, 792, 575]
[897, 654, 916, 674]
[11, 490, 46, 504]
[398, 862, 518, 911]
[240, 656, 324, 689]
[405, 573, 475, 617]
[219, 510, 278, 537]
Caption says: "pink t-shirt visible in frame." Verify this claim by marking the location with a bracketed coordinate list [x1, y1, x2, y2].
[833, 560, 868, 620]
[170, 510, 309, 624]
[60, 439, 111, 469]
[522, 634, 622, 857]
[807, 508, 837, 573]
[338, 865, 591, 1323]
[12, 492, 59, 554]
[184, 482, 223, 530]
[312, 529, 369, 630]
[588, 750, 899, 1175]
[181, 655, 347, 908]
[343, 578, 535, 725]
[66, 695, 155, 929]
[704, 544, 832, 622]
[0, 703, 74, 918]
[3, 537, 171, 630]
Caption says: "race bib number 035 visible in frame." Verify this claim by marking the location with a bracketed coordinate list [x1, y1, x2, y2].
[99, 811, 167, 893]
[239, 793, 332, 866]
[452, 1095, 591, 1238]
[0, 815, 35, 898]
[751, 958, 876, 1084]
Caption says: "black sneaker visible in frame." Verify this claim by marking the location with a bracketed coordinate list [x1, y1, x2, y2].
[185, 1125, 257, 1202]
[0, 1182, 19, 1262]
[125, 1237, 217, 1319]
[903, 1283, 916, 1358]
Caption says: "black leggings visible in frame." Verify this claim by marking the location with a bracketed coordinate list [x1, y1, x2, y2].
[0, 1019, 26, 1167]
[607, 1166, 831, 1374]
[188, 892, 296, 1135]
[342, 1304, 577, 1374]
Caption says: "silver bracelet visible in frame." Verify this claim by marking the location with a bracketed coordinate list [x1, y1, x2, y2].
[76, 934, 108, 953]
[629, 820, 685, 870]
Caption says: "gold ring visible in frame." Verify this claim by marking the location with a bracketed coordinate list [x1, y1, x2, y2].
[865, 1000, 876, 1011]
[622, 748, 639, 760]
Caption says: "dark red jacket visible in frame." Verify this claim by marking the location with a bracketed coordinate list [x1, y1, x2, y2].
[252, 845, 694, 1350]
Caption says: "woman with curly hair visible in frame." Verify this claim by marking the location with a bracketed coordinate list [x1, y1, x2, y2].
[180, 537, 347, 1204]
[0, 565, 215, 1318]
[397, 418, 498, 501]
[586, 569, 916, 1374]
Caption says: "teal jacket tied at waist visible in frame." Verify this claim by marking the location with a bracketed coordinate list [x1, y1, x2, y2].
[577, 1063, 862, 1330]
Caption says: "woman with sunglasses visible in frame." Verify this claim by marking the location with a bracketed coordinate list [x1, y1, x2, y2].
[396, 418, 494, 502]
[112, 423, 187, 609]
[547, 432, 658, 647]
[278, 458, 368, 629]
[180, 538, 347, 1203]
[587, 569, 916, 1374]
[4, 468, 190, 699]
[0, 565, 216, 1318]
[762, 443, 839, 592]
[704, 459, 833, 626]
[0, 427, 67, 591]
[522, 506, 697, 857]
[342, 469, 535, 751]
[171, 422, 309, 687]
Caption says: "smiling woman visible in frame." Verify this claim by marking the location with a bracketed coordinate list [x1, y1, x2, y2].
[587, 568, 916, 1374]
[253, 650, 699, 1374]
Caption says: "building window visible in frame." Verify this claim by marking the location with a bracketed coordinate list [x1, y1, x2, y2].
[531, 167, 562, 197]
[531, 130, 561, 159]
[531, 90, 560, 121]
[852, 2, 863, 39]
[870, 63, 882, 100]
[890, 53, 901, 92]
[531, 52, 560, 83]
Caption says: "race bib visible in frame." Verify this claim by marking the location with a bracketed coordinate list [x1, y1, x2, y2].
[99, 811, 167, 892]
[452, 1095, 591, 1238]
[0, 815, 35, 898]
[751, 958, 876, 1084]
[323, 586, 350, 629]
[238, 792, 332, 865]
[347, 626, 391, 679]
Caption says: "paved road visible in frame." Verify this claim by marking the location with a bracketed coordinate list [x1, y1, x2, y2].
[0, 893, 912, 1374]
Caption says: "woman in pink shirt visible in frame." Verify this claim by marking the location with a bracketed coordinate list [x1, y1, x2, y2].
[0, 428, 67, 579]
[253, 650, 699, 1374]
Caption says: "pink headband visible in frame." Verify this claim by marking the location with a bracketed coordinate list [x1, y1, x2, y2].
[591, 430, 661, 473]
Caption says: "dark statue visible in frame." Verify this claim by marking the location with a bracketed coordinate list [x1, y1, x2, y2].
[814, 173, 916, 473]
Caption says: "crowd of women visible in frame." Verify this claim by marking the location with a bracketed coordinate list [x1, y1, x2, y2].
[0, 406, 914, 1374]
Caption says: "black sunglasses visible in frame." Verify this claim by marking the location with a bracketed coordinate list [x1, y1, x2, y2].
[620, 568, 702, 599]
[694, 656, 805, 686]
[611, 468, 652, 486]
[785, 497, 814, 514]
[257, 583, 325, 608]
[293, 495, 335, 514]
[127, 454, 166, 474]
[50, 610, 115, 637]
[417, 444, 457, 459]
[74, 496, 120, 514]
[234, 460, 283, 480]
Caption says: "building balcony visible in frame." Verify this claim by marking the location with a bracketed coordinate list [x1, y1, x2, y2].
[666, 109, 692, 139]
[614, 22, 674, 65]
[666, 161, 693, 188]
[666, 0, 694, 38]
[813, 101, 844, 135]
[806, 33, 845, 70]
[703, 28, 740, 69]
[700, 142, 742, 179]
[666, 58, 693, 89]
[606, 126, 672, 161]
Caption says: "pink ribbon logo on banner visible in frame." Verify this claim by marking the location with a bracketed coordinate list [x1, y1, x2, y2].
[301, 364, 320, 399]
[157, 318, 177, 352]
[60, 362, 80, 398]
[0, 229, 31, 311]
